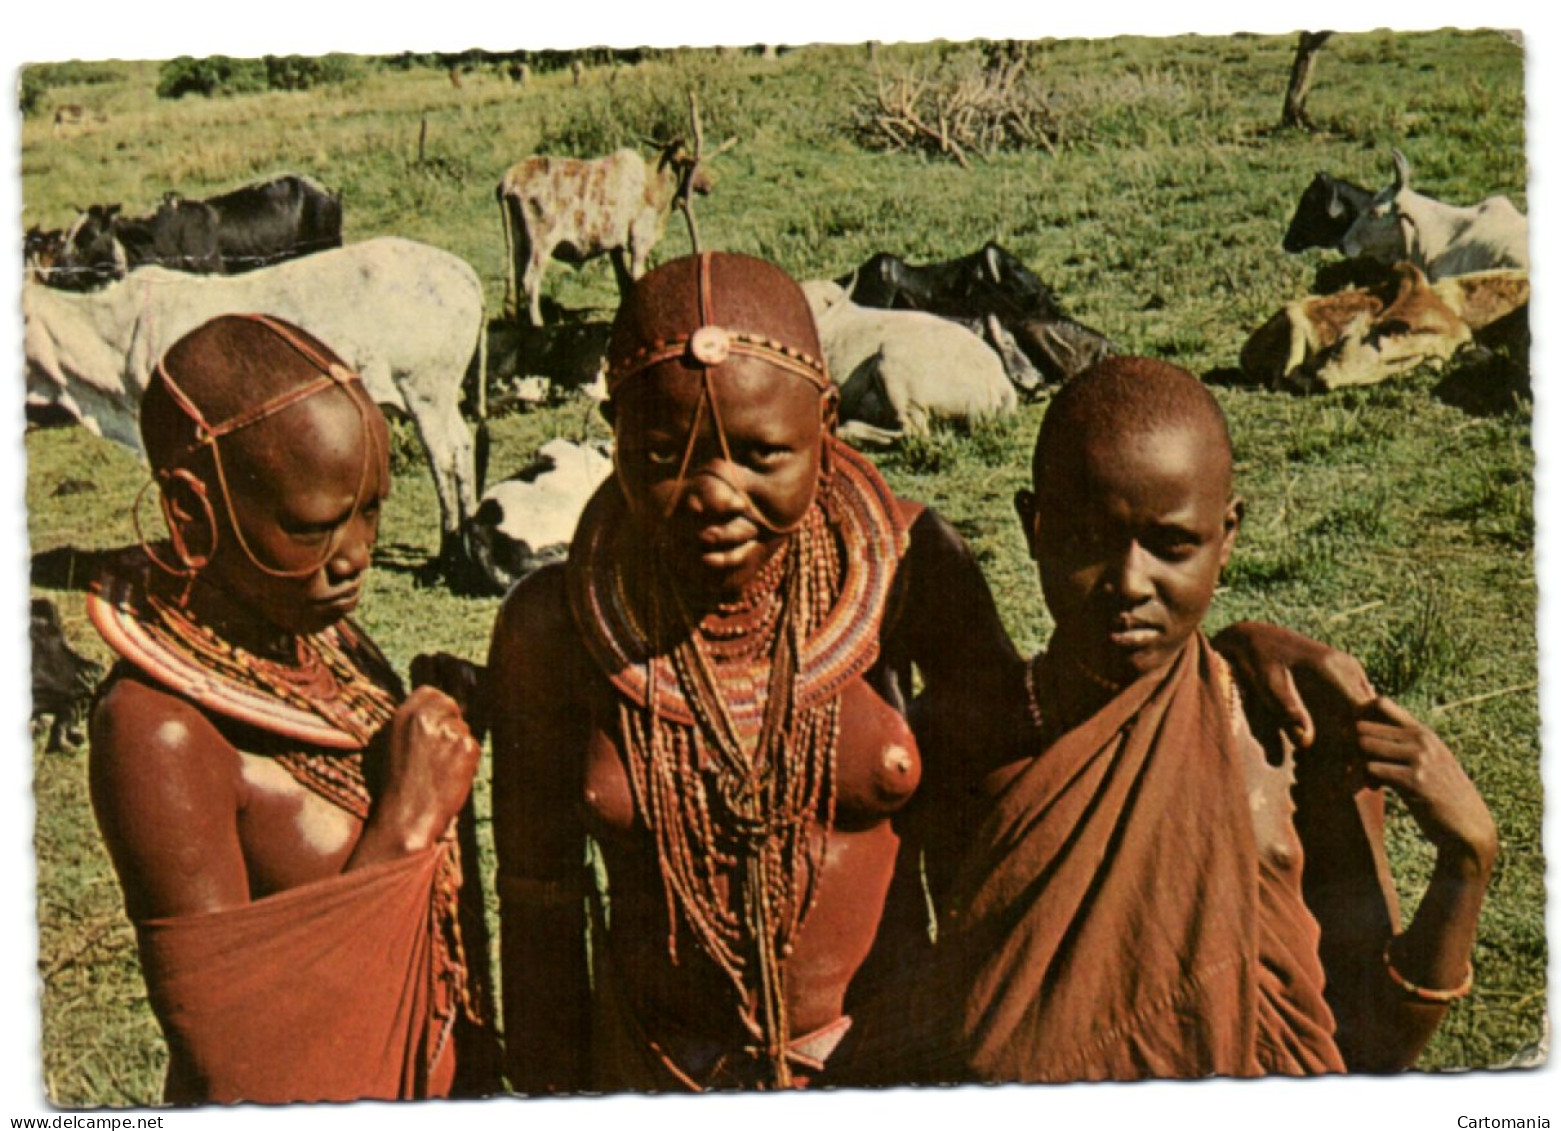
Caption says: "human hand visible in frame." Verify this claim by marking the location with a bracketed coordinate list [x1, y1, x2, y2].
[1356, 696, 1498, 877]
[1213, 621, 1375, 748]
[369, 686, 482, 855]
[410, 652, 488, 737]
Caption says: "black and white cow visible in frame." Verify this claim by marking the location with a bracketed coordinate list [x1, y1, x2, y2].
[835, 242, 1116, 390]
[49, 174, 343, 290]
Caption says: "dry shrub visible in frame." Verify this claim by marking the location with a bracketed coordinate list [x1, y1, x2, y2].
[851, 51, 1062, 167]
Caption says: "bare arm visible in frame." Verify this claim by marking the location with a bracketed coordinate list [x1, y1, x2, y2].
[487, 566, 593, 1094]
[1221, 624, 1498, 1069]
[1342, 696, 1496, 1070]
[89, 678, 251, 921]
[347, 685, 482, 870]
[1212, 620, 1376, 747]
[894, 505, 1027, 907]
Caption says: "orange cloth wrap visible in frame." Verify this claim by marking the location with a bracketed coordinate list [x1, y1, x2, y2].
[941, 634, 1344, 1082]
[136, 845, 460, 1105]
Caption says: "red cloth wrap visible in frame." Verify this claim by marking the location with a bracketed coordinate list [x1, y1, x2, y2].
[943, 634, 1344, 1082]
[136, 845, 459, 1105]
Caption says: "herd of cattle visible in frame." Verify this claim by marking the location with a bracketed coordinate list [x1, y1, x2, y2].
[21, 141, 1533, 743]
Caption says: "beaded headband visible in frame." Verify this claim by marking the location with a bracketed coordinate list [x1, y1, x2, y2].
[605, 252, 831, 396]
[140, 314, 379, 583]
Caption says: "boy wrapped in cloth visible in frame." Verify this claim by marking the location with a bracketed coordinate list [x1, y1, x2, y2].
[87, 315, 500, 1105]
[902, 356, 1497, 1082]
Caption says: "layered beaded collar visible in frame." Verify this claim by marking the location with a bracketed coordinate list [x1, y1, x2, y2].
[87, 549, 398, 750]
[567, 438, 907, 727]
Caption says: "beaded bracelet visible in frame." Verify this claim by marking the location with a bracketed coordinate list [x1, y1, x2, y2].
[1382, 936, 1474, 1004]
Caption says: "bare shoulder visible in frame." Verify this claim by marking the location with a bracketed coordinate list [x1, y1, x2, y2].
[88, 672, 249, 920]
[488, 562, 585, 686]
[90, 673, 243, 805]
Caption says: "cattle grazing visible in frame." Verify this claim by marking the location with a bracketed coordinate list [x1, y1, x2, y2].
[22, 237, 486, 580]
[802, 279, 1016, 440]
[24, 225, 67, 283]
[1238, 263, 1529, 393]
[51, 103, 90, 136]
[175, 174, 344, 273]
[497, 141, 710, 327]
[1282, 172, 1376, 253]
[29, 597, 103, 753]
[836, 242, 1116, 389]
[1341, 149, 1529, 280]
[52, 199, 222, 291]
[466, 437, 615, 595]
[51, 174, 343, 290]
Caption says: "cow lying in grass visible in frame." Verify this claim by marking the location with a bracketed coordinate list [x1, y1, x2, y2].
[1342, 149, 1528, 280]
[465, 438, 614, 595]
[835, 242, 1115, 390]
[801, 279, 1016, 442]
[1239, 264, 1529, 393]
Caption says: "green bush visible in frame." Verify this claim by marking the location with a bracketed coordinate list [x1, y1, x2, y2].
[263, 52, 364, 91]
[20, 60, 125, 117]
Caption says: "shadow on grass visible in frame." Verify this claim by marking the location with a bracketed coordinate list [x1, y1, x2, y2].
[30, 544, 138, 593]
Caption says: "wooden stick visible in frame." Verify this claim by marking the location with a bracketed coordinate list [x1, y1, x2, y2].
[1326, 599, 1384, 624]
[1430, 681, 1538, 717]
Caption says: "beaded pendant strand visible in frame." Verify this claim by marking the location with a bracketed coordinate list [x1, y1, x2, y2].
[569, 438, 906, 1087]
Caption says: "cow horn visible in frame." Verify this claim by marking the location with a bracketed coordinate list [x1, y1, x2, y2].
[983, 244, 1004, 285]
[1391, 148, 1411, 190]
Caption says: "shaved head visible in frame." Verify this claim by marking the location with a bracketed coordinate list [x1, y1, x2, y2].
[141, 314, 365, 478]
[1033, 355, 1233, 500]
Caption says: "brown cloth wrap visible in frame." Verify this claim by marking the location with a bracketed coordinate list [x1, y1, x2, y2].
[924, 634, 1344, 1083]
[137, 845, 460, 1105]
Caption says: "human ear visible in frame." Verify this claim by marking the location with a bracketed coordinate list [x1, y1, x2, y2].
[1220, 496, 1244, 570]
[158, 470, 220, 572]
[1014, 489, 1039, 561]
[820, 389, 840, 436]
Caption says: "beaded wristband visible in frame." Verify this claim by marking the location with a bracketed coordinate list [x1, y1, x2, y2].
[1382, 936, 1474, 1004]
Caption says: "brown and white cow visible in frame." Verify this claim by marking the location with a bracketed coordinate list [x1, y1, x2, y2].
[496, 141, 708, 326]
[1239, 262, 1528, 393]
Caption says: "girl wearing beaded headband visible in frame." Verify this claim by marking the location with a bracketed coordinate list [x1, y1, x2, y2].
[86, 314, 500, 1103]
[487, 250, 1021, 1094]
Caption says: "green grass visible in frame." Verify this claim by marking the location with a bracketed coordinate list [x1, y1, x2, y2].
[20, 29, 1542, 1104]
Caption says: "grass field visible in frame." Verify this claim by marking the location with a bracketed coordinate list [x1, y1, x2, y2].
[19, 28, 1543, 1106]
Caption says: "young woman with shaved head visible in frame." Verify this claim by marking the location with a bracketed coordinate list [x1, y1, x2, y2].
[486, 255, 1375, 1092]
[87, 314, 499, 1104]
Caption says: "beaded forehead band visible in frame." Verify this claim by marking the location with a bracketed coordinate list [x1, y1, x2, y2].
[609, 254, 831, 537]
[605, 252, 832, 396]
[138, 314, 379, 584]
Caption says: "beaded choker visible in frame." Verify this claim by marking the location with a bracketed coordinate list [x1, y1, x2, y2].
[88, 549, 397, 750]
[569, 438, 906, 727]
[1024, 642, 1242, 740]
[567, 437, 907, 1087]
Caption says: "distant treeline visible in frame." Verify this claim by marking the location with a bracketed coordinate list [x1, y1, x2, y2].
[18, 45, 791, 111]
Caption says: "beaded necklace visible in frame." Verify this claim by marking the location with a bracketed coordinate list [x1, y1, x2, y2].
[87, 551, 488, 1047]
[1023, 643, 1243, 741]
[569, 440, 905, 1088]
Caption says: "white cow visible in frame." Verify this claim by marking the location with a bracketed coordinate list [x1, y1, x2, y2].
[1341, 149, 1529, 280]
[802, 279, 1016, 440]
[466, 438, 614, 594]
[22, 237, 485, 572]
